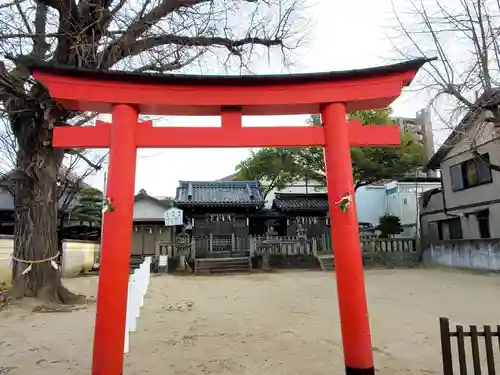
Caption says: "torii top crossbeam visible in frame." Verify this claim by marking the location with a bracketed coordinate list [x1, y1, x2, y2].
[29, 58, 430, 149]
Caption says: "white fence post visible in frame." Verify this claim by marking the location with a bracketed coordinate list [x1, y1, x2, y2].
[139, 262, 145, 308]
[124, 275, 132, 354]
[124, 257, 152, 354]
[128, 272, 137, 332]
[133, 269, 141, 318]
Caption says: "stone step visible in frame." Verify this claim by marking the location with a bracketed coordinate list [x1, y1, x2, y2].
[195, 257, 252, 275]
[317, 255, 335, 271]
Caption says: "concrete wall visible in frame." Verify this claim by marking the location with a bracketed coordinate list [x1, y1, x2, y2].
[0, 237, 101, 285]
[355, 186, 386, 225]
[131, 225, 172, 255]
[439, 118, 500, 210]
[423, 239, 500, 271]
[421, 193, 500, 245]
[133, 199, 167, 220]
[0, 236, 12, 286]
[61, 240, 100, 277]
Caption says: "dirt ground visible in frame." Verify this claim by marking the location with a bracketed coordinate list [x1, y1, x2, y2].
[0, 268, 499, 375]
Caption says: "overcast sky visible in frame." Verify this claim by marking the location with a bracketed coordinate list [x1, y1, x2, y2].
[85, 0, 432, 198]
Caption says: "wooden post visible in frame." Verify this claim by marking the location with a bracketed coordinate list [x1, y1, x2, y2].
[249, 236, 255, 257]
[231, 233, 235, 256]
[191, 237, 196, 259]
[470, 326, 481, 375]
[439, 317, 453, 375]
[484, 326, 496, 375]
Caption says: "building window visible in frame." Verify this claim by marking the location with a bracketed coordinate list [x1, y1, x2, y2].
[476, 210, 490, 239]
[450, 153, 492, 191]
[438, 218, 463, 240]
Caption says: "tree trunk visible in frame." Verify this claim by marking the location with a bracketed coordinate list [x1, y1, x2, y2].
[9, 112, 82, 304]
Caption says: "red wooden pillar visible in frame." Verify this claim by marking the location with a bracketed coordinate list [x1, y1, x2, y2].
[322, 102, 374, 375]
[92, 104, 139, 375]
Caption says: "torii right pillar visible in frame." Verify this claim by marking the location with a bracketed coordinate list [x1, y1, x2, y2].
[323, 102, 374, 375]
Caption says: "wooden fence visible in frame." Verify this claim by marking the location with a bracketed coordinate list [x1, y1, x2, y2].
[250, 235, 319, 257]
[440, 317, 500, 375]
[159, 241, 195, 259]
[159, 235, 417, 263]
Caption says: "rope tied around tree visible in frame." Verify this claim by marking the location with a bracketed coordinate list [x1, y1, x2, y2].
[10, 252, 61, 275]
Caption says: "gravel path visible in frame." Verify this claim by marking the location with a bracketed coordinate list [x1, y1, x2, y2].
[0, 268, 499, 375]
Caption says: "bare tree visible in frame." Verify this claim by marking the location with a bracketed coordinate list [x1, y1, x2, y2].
[391, 0, 500, 170]
[1, 116, 105, 209]
[0, 0, 304, 303]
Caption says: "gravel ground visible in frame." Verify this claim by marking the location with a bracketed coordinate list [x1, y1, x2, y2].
[0, 268, 499, 375]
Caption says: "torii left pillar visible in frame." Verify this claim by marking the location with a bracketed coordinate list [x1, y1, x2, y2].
[92, 104, 139, 375]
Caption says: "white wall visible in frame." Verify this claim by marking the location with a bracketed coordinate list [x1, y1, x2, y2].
[133, 199, 167, 220]
[264, 180, 327, 208]
[423, 240, 500, 271]
[385, 181, 441, 237]
[0, 236, 12, 286]
[355, 186, 387, 225]
[0, 237, 100, 285]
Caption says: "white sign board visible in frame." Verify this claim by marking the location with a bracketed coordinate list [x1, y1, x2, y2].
[164, 207, 183, 226]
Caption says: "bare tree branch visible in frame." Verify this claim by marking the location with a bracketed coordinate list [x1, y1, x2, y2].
[391, 0, 500, 171]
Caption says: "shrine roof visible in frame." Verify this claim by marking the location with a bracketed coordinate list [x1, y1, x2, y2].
[134, 189, 170, 208]
[272, 193, 329, 212]
[26, 57, 431, 86]
[174, 180, 264, 208]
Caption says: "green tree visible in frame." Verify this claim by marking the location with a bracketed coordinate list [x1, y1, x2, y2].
[376, 214, 404, 238]
[71, 188, 103, 228]
[294, 110, 424, 190]
[235, 148, 302, 199]
[236, 109, 425, 192]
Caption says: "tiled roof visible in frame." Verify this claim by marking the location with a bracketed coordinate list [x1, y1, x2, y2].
[134, 189, 170, 208]
[175, 180, 264, 207]
[272, 193, 329, 212]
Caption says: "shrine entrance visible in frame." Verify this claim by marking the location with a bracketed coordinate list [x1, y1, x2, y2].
[29, 58, 429, 375]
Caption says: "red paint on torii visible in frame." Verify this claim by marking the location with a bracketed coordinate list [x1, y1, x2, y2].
[29, 58, 430, 375]
[52, 118, 400, 149]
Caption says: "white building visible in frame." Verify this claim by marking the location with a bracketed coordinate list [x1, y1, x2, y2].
[383, 179, 441, 236]
[264, 178, 441, 237]
[264, 180, 326, 208]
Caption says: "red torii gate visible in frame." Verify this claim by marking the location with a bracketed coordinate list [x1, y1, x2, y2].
[29, 58, 429, 375]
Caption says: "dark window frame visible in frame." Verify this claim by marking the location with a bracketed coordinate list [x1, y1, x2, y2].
[450, 153, 493, 191]
[437, 217, 463, 240]
[476, 209, 491, 239]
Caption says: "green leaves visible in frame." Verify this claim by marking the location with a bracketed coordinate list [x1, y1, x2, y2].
[71, 187, 103, 227]
[376, 214, 404, 238]
[235, 109, 425, 192]
[235, 148, 302, 198]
